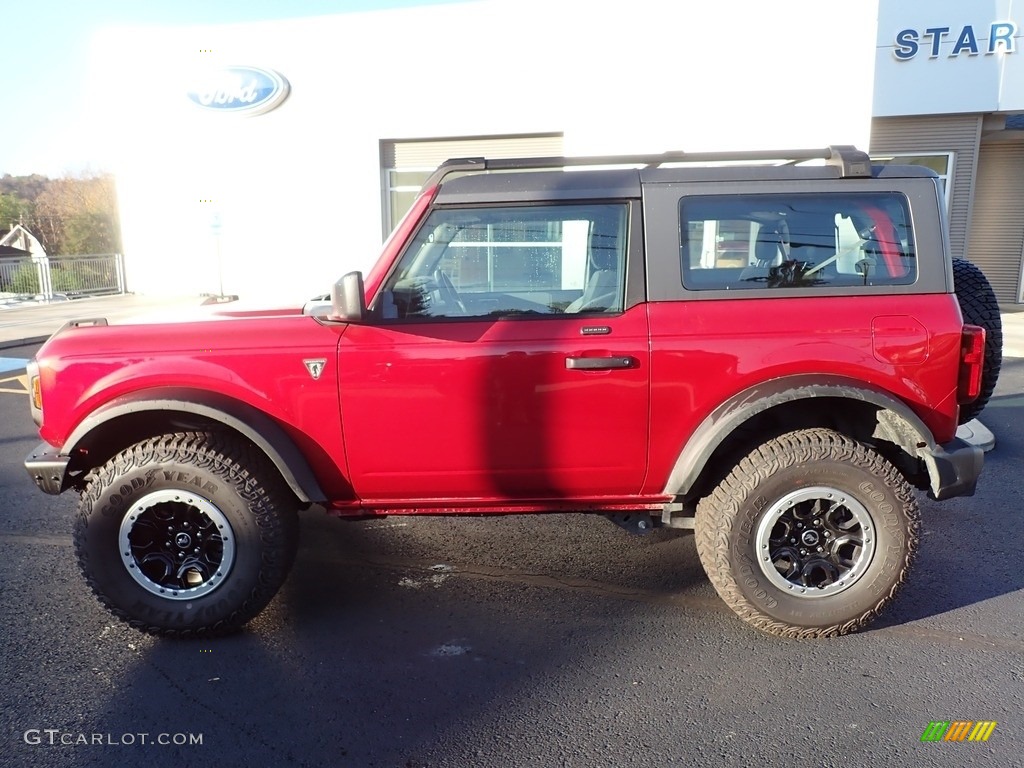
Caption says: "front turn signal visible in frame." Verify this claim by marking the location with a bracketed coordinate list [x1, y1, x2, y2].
[26, 360, 43, 426]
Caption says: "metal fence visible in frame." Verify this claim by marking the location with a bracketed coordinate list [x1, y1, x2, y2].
[0, 254, 125, 299]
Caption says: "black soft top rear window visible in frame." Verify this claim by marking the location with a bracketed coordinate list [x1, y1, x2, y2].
[679, 193, 916, 291]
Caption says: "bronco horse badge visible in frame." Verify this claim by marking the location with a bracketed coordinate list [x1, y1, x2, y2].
[303, 359, 326, 380]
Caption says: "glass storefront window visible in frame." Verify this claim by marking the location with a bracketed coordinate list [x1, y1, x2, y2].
[872, 153, 953, 211]
[383, 169, 432, 238]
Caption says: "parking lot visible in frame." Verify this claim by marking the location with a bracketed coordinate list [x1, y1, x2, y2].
[0, 335, 1020, 767]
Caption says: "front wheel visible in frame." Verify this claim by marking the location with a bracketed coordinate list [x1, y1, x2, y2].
[694, 429, 919, 638]
[74, 432, 299, 638]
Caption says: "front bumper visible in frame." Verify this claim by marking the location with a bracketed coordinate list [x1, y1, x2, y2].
[921, 436, 984, 501]
[25, 442, 70, 495]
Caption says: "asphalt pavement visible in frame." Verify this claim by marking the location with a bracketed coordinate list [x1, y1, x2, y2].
[1, 341, 1023, 767]
[1, 294, 1022, 766]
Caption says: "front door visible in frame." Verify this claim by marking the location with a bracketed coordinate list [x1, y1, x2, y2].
[337, 201, 649, 503]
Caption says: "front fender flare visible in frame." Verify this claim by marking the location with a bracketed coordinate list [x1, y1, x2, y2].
[63, 388, 327, 503]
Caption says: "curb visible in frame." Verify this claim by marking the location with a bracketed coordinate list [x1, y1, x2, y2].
[956, 419, 996, 452]
[0, 336, 50, 352]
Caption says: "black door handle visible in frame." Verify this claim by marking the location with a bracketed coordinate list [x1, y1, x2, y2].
[565, 356, 637, 370]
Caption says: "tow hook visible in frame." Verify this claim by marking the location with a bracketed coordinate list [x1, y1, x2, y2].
[606, 513, 655, 535]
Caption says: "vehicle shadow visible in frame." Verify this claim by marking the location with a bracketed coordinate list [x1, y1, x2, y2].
[21, 509, 710, 768]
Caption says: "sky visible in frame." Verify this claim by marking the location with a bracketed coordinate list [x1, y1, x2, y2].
[1, 0, 458, 178]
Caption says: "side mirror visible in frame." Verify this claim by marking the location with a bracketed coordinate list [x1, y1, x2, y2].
[329, 271, 366, 322]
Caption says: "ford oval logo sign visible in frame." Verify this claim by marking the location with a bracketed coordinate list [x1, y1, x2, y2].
[187, 66, 289, 116]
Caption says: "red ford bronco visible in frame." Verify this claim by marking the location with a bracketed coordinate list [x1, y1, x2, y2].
[25, 147, 1000, 638]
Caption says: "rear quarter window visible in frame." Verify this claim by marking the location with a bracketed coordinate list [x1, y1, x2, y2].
[679, 193, 916, 291]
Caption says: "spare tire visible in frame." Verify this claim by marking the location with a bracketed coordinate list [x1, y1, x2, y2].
[952, 258, 1002, 423]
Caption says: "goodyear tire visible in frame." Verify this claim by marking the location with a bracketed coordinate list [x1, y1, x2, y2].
[74, 432, 299, 638]
[694, 429, 919, 638]
[953, 258, 1002, 423]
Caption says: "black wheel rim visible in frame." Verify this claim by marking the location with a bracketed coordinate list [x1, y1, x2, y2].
[755, 486, 876, 598]
[118, 490, 235, 600]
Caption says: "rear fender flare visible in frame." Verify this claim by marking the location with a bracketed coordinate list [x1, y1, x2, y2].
[663, 376, 937, 497]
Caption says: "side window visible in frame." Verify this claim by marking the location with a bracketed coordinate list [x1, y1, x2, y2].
[680, 193, 917, 291]
[377, 203, 628, 320]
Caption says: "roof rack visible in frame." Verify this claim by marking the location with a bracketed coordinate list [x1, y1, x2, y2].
[423, 145, 872, 188]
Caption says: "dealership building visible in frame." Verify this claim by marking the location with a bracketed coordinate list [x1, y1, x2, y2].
[873, 0, 1024, 303]
[90, 0, 1024, 304]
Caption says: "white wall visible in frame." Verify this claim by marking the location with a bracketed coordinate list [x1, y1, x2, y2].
[90, 0, 879, 303]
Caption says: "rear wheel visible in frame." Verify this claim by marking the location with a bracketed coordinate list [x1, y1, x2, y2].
[694, 429, 919, 638]
[74, 432, 299, 638]
[953, 258, 1002, 423]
